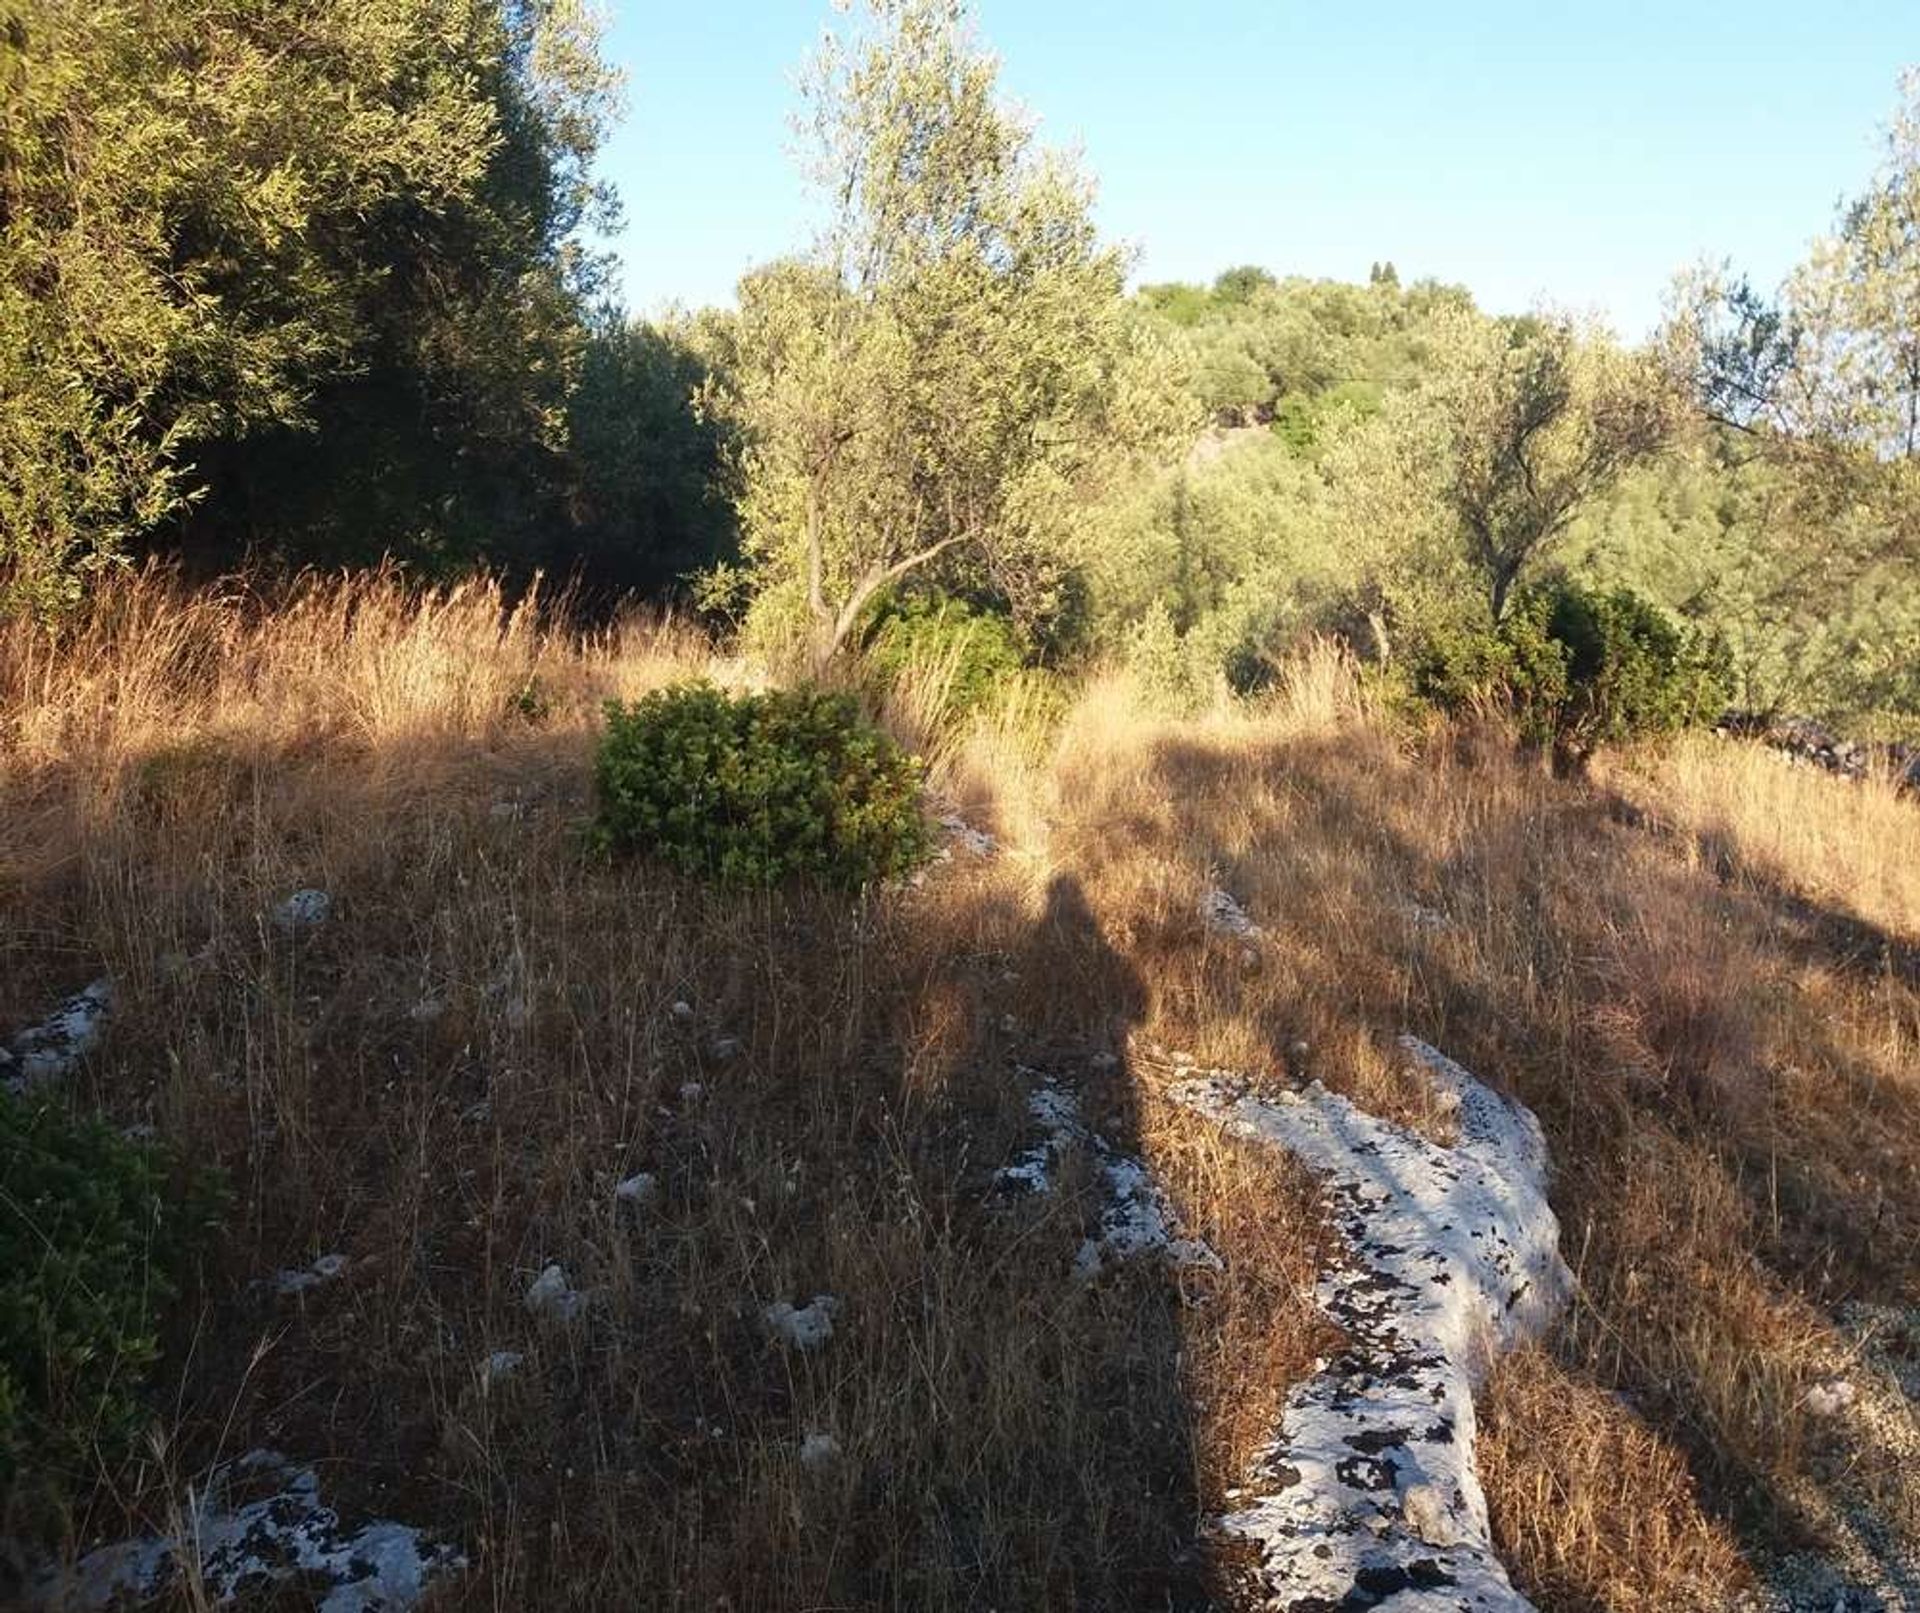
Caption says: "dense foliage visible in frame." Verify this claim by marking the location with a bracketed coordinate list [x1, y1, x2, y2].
[593, 684, 930, 887]
[699, 0, 1192, 668]
[863, 593, 1028, 717]
[1416, 580, 1733, 765]
[565, 314, 739, 602]
[0, 0, 732, 605]
[0, 1094, 221, 1503]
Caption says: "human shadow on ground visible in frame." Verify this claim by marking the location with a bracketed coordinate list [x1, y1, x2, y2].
[0, 726, 1212, 1612]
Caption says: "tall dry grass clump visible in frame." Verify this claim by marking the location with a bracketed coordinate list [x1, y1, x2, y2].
[1601, 730, 1920, 940]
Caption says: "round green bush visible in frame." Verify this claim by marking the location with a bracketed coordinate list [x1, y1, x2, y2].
[592, 683, 931, 888]
[1414, 579, 1732, 765]
[1, 1094, 222, 1502]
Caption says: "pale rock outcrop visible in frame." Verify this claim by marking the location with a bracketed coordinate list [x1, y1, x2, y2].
[1171, 1037, 1571, 1611]
[996, 1070, 1220, 1281]
[26, 1449, 461, 1612]
[2, 979, 113, 1095]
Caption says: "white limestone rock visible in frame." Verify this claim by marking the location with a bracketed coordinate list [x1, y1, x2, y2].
[799, 1431, 841, 1471]
[1200, 887, 1263, 941]
[1805, 1379, 1858, 1419]
[995, 1071, 1220, 1281]
[271, 888, 332, 932]
[25, 1449, 462, 1612]
[265, 1253, 348, 1297]
[938, 813, 998, 858]
[763, 1295, 841, 1351]
[1168, 1035, 1571, 1612]
[4, 978, 114, 1095]
[615, 1172, 659, 1206]
[525, 1263, 587, 1323]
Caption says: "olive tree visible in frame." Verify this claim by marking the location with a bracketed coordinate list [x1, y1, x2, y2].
[1427, 310, 1677, 619]
[1672, 71, 1920, 565]
[1319, 308, 1675, 637]
[0, 0, 619, 610]
[713, 0, 1181, 666]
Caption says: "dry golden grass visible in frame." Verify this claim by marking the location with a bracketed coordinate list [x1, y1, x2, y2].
[3, 577, 1916, 1611]
[1600, 732, 1920, 941]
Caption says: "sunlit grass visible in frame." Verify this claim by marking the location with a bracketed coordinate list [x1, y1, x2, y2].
[2, 576, 1914, 1609]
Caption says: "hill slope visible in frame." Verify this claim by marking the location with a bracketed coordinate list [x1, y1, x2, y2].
[2, 574, 1916, 1610]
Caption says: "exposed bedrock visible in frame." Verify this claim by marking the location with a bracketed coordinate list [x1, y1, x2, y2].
[1172, 1037, 1572, 1611]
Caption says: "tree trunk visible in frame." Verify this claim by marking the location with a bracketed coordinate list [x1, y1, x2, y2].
[1490, 561, 1520, 621]
[808, 533, 970, 674]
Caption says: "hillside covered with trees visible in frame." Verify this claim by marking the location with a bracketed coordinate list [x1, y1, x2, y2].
[2, 4, 1918, 1612]
[5, 0, 1918, 732]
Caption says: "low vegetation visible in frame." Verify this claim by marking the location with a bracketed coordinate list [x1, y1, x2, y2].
[1416, 577, 1734, 768]
[593, 684, 930, 887]
[0, 571, 1914, 1609]
[0, 1097, 220, 1515]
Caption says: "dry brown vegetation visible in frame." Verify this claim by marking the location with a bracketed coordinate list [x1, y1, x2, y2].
[3, 570, 1917, 1610]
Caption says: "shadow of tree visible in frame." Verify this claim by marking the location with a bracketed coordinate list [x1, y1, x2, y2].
[1133, 726, 1919, 1600]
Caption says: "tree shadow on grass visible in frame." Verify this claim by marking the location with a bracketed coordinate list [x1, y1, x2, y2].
[1138, 726, 1920, 1604]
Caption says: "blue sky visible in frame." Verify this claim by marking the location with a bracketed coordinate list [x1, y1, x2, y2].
[598, 1, 1914, 337]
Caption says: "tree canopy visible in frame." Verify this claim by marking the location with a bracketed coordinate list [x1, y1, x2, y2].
[0, 0, 619, 607]
[706, 0, 1189, 666]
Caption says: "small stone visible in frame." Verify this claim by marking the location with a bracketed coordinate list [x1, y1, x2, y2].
[799, 1432, 841, 1471]
[1804, 1379, 1857, 1417]
[678, 1081, 704, 1103]
[763, 1295, 840, 1350]
[479, 1350, 523, 1390]
[525, 1264, 585, 1322]
[709, 1035, 743, 1061]
[1089, 1051, 1120, 1073]
[268, 1253, 347, 1297]
[271, 889, 332, 932]
[615, 1172, 658, 1206]
[938, 814, 997, 858]
[669, 1000, 695, 1022]
[1200, 887, 1262, 941]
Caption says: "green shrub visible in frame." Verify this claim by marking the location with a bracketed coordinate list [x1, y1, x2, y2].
[1, 1095, 223, 1500]
[862, 593, 1027, 719]
[1530, 583, 1732, 754]
[593, 683, 931, 887]
[1415, 580, 1731, 764]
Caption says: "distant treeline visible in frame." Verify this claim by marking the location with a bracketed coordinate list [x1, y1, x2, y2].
[2, 1, 1915, 726]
